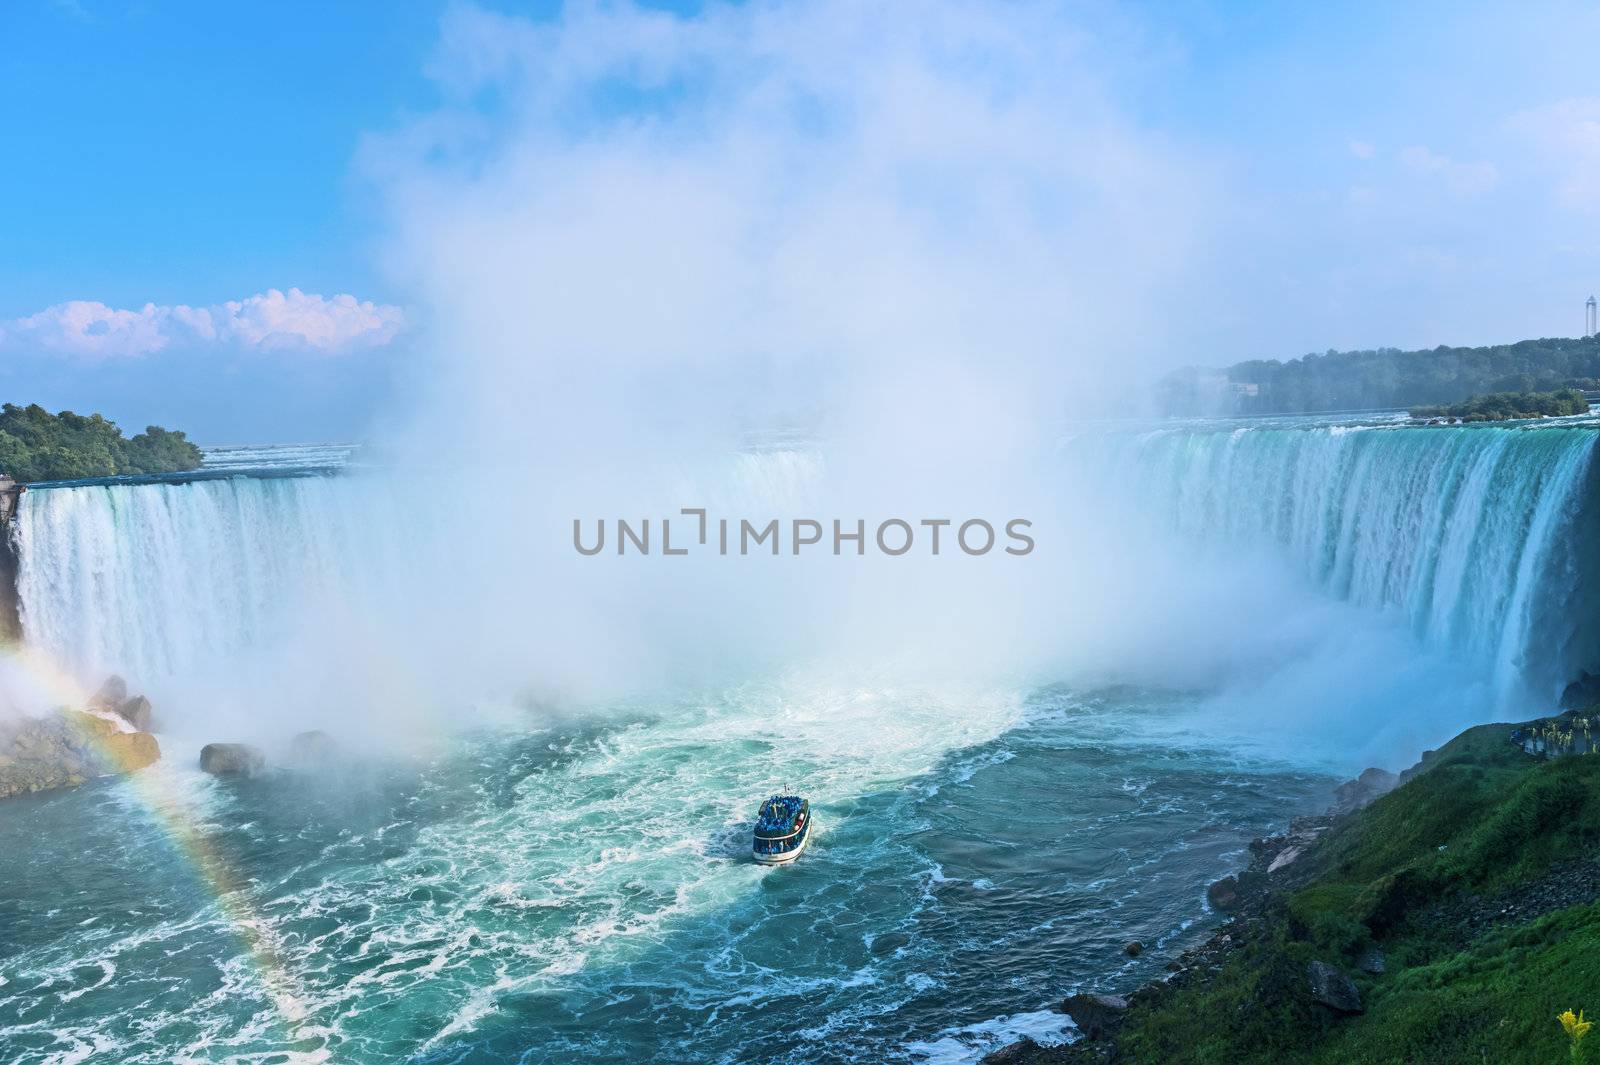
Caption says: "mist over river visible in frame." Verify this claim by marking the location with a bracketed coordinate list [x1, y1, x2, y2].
[2, 414, 1597, 1063]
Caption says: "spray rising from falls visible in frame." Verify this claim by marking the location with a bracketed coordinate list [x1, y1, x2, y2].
[1074, 419, 1600, 701]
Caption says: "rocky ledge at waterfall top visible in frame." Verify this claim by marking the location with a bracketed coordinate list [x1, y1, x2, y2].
[0, 676, 160, 798]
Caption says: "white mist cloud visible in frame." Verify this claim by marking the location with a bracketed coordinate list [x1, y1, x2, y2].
[2, 287, 406, 358]
[372, 0, 1219, 434]
[330, 0, 1233, 703]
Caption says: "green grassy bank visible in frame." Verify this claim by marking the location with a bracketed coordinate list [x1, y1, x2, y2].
[1012, 715, 1600, 1065]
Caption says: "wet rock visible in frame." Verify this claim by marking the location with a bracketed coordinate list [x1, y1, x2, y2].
[1561, 671, 1600, 710]
[88, 675, 127, 712]
[1060, 993, 1129, 1040]
[1356, 947, 1386, 974]
[0, 708, 159, 798]
[116, 695, 154, 732]
[1267, 846, 1306, 873]
[288, 730, 338, 763]
[1124, 941, 1143, 957]
[199, 743, 265, 776]
[980, 1037, 1041, 1064]
[1207, 875, 1241, 910]
[1306, 960, 1363, 1014]
[1332, 767, 1399, 814]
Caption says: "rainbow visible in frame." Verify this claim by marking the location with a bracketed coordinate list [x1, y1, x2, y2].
[3, 643, 327, 1053]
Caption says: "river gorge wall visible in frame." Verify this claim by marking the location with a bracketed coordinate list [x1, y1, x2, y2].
[0, 476, 25, 645]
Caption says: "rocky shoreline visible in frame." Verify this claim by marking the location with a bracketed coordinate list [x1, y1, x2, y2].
[981, 822, 1358, 1063]
[979, 745, 1462, 1062]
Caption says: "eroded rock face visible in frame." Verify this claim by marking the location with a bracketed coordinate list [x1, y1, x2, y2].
[199, 743, 265, 776]
[0, 709, 160, 798]
[1561, 671, 1600, 710]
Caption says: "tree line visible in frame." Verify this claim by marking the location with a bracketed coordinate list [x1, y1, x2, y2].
[0, 404, 203, 483]
[1410, 387, 1590, 422]
[1160, 335, 1600, 415]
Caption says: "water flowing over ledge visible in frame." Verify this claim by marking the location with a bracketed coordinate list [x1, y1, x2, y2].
[1071, 420, 1600, 701]
[11, 424, 1600, 704]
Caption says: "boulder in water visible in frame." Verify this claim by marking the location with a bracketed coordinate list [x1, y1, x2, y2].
[288, 730, 338, 763]
[1207, 875, 1241, 910]
[199, 743, 265, 776]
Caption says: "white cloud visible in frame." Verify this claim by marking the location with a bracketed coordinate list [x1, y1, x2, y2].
[220, 289, 406, 351]
[1507, 97, 1600, 211]
[1348, 140, 1376, 159]
[1399, 145, 1499, 198]
[2, 288, 405, 359]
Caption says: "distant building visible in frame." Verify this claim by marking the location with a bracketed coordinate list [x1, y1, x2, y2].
[1230, 382, 1260, 397]
[1588, 295, 1597, 338]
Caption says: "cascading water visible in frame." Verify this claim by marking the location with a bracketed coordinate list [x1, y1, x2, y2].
[13, 472, 413, 689]
[9, 444, 833, 711]
[1071, 417, 1600, 700]
[13, 424, 1598, 705]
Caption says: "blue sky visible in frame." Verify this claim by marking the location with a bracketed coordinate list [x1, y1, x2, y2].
[3, 1, 1600, 442]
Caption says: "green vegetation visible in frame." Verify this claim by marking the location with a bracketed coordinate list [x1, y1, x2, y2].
[1410, 388, 1591, 422]
[1159, 334, 1600, 415]
[0, 404, 202, 483]
[1095, 721, 1600, 1064]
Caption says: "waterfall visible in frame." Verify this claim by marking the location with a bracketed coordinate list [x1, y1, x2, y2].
[7, 446, 829, 702]
[9, 426, 1598, 707]
[12, 473, 412, 687]
[1074, 420, 1600, 698]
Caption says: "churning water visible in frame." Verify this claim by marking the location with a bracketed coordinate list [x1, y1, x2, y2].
[0, 683, 1326, 1063]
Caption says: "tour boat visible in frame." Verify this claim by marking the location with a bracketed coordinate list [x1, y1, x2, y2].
[752, 794, 812, 864]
